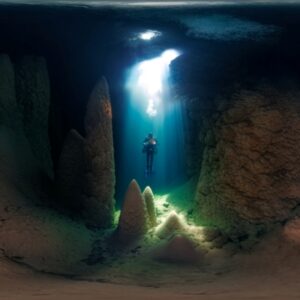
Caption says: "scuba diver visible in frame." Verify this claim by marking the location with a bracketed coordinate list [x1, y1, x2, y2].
[142, 133, 158, 175]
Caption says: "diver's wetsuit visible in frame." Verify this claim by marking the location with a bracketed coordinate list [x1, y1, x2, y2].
[143, 136, 157, 174]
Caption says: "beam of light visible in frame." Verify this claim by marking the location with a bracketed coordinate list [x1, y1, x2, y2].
[161, 49, 181, 64]
[137, 59, 164, 96]
[135, 49, 181, 117]
[120, 48, 185, 198]
[146, 98, 158, 117]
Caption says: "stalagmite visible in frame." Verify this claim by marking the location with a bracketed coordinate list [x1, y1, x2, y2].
[156, 211, 186, 239]
[0, 54, 42, 196]
[57, 129, 85, 211]
[83, 77, 115, 228]
[15, 56, 53, 178]
[0, 54, 21, 130]
[143, 186, 157, 228]
[118, 179, 148, 242]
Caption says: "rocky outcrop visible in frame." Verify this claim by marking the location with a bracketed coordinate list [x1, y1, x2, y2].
[83, 77, 115, 228]
[57, 129, 85, 211]
[15, 56, 53, 178]
[194, 86, 300, 237]
[143, 186, 157, 228]
[118, 180, 148, 242]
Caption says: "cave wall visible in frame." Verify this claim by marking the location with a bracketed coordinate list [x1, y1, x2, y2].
[194, 84, 300, 238]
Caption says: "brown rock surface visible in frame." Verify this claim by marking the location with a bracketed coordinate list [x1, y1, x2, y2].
[195, 86, 300, 235]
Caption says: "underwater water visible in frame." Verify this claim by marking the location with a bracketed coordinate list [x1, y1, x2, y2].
[2, 4, 300, 300]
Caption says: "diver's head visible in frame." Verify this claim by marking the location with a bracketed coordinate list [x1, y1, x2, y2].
[148, 133, 153, 138]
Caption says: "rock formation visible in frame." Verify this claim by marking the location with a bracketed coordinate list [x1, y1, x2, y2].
[118, 180, 148, 242]
[83, 77, 115, 228]
[156, 211, 186, 239]
[194, 86, 300, 237]
[0, 54, 21, 130]
[0, 54, 46, 199]
[56, 129, 85, 211]
[143, 186, 157, 228]
[15, 56, 53, 178]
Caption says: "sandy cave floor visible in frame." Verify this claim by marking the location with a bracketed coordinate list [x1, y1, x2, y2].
[2, 233, 300, 300]
[1, 257, 300, 300]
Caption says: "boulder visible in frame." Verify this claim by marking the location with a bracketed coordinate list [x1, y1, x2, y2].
[118, 179, 148, 242]
[83, 77, 115, 228]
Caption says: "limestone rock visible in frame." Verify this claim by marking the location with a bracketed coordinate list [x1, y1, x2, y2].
[118, 180, 148, 242]
[154, 235, 199, 264]
[195, 86, 300, 236]
[15, 56, 53, 178]
[83, 77, 115, 228]
[57, 129, 85, 211]
[143, 186, 157, 228]
[156, 211, 186, 239]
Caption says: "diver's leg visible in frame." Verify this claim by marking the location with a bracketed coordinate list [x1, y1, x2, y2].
[146, 153, 150, 173]
[149, 153, 153, 174]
